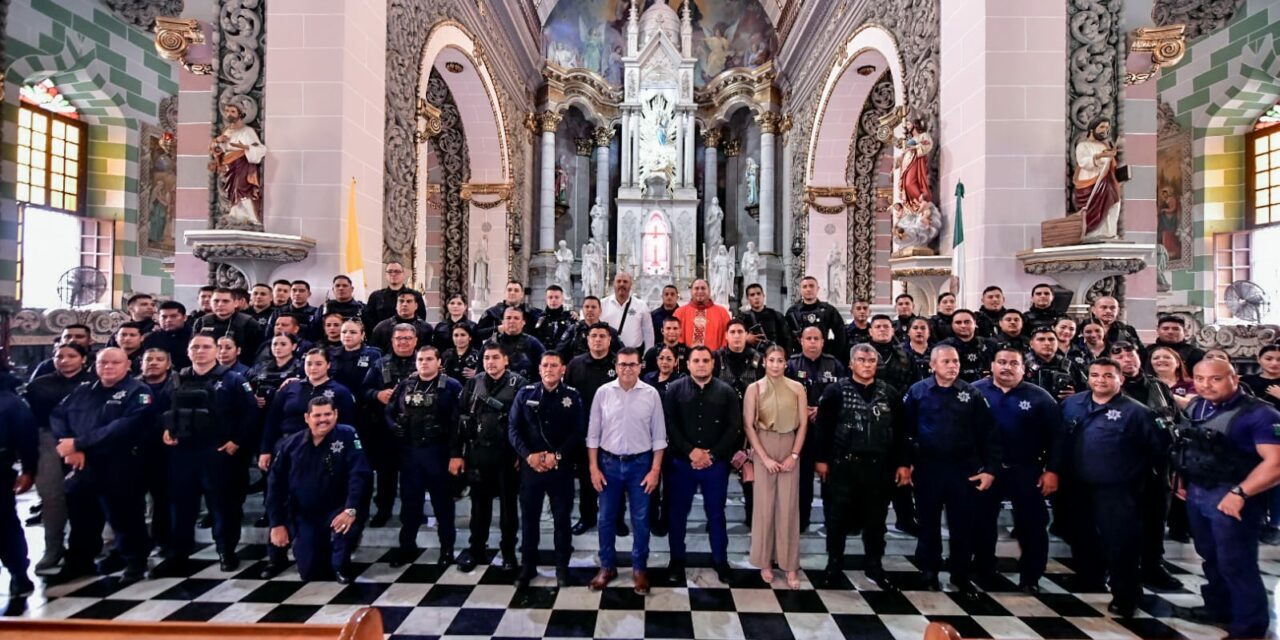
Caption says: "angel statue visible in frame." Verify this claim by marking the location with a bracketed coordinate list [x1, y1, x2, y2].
[710, 244, 735, 307]
[740, 241, 760, 288]
[554, 240, 574, 293]
[744, 158, 760, 205]
[581, 239, 605, 300]
[590, 197, 607, 243]
[637, 94, 679, 193]
[890, 201, 942, 257]
[826, 250, 846, 307]
[705, 196, 725, 255]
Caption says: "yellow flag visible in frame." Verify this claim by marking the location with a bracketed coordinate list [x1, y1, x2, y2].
[344, 177, 367, 299]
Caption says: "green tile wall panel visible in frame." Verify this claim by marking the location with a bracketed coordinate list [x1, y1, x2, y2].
[92, 9, 127, 39]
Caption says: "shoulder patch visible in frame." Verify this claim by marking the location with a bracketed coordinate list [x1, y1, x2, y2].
[139, 394, 153, 405]
[1273, 424, 1280, 438]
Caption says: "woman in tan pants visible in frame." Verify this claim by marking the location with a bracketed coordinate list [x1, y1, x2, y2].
[742, 344, 808, 588]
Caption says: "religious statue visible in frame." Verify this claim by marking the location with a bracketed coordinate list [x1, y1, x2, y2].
[209, 103, 266, 227]
[590, 197, 607, 242]
[1073, 117, 1123, 242]
[1156, 244, 1172, 292]
[826, 250, 846, 307]
[710, 245, 735, 307]
[744, 158, 760, 206]
[705, 196, 725, 255]
[637, 94, 678, 193]
[740, 241, 760, 288]
[555, 156, 570, 205]
[894, 116, 933, 212]
[554, 240, 574, 294]
[472, 236, 491, 304]
[581, 239, 605, 300]
[890, 201, 942, 257]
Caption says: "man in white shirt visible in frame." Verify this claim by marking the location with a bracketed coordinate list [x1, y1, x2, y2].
[601, 272, 653, 354]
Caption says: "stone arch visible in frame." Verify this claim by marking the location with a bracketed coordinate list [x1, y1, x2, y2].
[801, 25, 904, 305]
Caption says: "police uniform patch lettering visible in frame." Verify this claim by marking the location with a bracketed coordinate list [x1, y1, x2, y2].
[1106, 409, 1122, 421]
[957, 391, 971, 403]
[562, 396, 573, 408]
[112, 390, 128, 401]
[330, 440, 345, 453]
[1019, 400, 1031, 411]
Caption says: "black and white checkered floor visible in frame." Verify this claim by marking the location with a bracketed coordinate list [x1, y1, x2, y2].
[5, 540, 1276, 639]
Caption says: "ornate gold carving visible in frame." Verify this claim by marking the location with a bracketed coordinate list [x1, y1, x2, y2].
[805, 186, 857, 205]
[892, 267, 951, 277]
[444, 61, 464, 74]
[153, 16, 213, 75]
[724, 139, 742, 157]
[701, 128, 723, 148]
[756, 111, 781, 135]
[415, 97, 443, 143]
[574, 137, 594, 156]
[523, 112, 540, 142]
[1125, 24, 1186, 85]
[876, 105, 907, 143]
[808, 201, 846, 215]
[780, 113, 793, 134]
[461, 182, 511, 209]
[592, 126, 614, 147]
[538, 111, 563, 133]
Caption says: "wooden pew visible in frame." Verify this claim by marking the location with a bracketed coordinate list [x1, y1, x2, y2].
[0, 605, 381, 640]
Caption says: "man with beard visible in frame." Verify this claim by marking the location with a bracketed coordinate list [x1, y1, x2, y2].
[785, 276, 847, 360]
[975, 286, 1008, 339]
[1073, 117, 1123, 241]
[786, 326, 847, 532]
[970, 346, 1063, 593]
[1023, 325, 1083, 400]
[370, 290, 433, 354]
[1110, 341, 1182, 592]
[1023, 284, 1059, 334]
[939, 309, 996, 382]
[532, 285, 577, 351]
[363, 261, 426, 329]
[476, 281, 543, 341]
[602, 272, 653, 353]
[737, 283, 789, 352]
[272, 280, 317, 338]
[644, 317, 689, 373]
[192, 287, 263, 366]
[271, 279, 292, 309]
[1145, 315, 1204, 373]
[995, 309, 1030, 352]
[1089, 295, 1143, 349]
[559, 297, 620, 360]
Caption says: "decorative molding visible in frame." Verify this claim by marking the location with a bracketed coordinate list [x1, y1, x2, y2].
[574, 136, 594, 156]
[415, 97, 443, 142]
[1193, 324, 1280, 359]
[9, 308, 129, 343]
[723, 139, 742, 157]
[153, 16, 213, 75]
[192, 243, 310, 264]
[212, 0, 267, 231]
[804, 186, 857, 204]
[460, 182, 512, 202]
[425, 70, 471, 301]
[756, 111, 782, 134]
[1125, 24, 1186, 85]
[538, 110, 563, 133]
[893, 267, 951, 277]
[1022, 257, 1148, 275]
[846, 71, 895, 302]
[592, 126, 614, 147]
[1152, 0, 1244, 42]
[106, 0, 184, 31]
[808, 201, 846, 215]
[1067, 0, 1122, 189]
[701, 128, 723, 148]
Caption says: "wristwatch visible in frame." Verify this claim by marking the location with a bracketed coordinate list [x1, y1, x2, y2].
[343, 508, 358, 518]
[554, 452, 562, 462]
[1230, 485, 1249, 499]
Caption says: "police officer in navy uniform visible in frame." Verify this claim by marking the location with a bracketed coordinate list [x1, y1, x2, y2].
[266, 396, 372, 583]
[566, 322, 624, 536]
[1060, 358, 1164, 617]
[970, 345, 1064, 593]
[369, 291, 432, 354]
[153, 332, 258, 576]
[814, 345, 910, 590]
[939, 310, 995, 383]
[509, 350, 586, 588]
[386, 345, 464, 568]
[476, 280, 543, 341]
[308, 275, 366, 341]
[786, 326, 847, 532]
[453, 342, 528, 573]
[1023, 325, 1083, 400]
[1172, 358, 1280, 638]
[493, 306, 547, 381]
[0, 366, 38, 596]
[137, 347, 176, 557]
[361, 323, 420, 526]
[714, 320, 761, 525]
[50, 347, 156, 582]
[901, 344, 1001, 597]
[330, 319, 381, 394]
[785, 276, 848, 360]
[1110, 340, 1183, 592]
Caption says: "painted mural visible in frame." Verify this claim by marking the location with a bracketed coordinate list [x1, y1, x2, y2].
[543, 0, 776, 86]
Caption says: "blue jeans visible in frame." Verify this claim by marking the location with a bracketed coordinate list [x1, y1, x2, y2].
[667, 458, 730, 565]
[1186, 483, 1269, 639]
[598, 451, 653, 571]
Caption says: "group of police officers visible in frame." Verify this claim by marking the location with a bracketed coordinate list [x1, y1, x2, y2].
[2, 266, 1279, 639]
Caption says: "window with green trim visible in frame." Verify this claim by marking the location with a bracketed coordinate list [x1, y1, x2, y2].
[17, 80, 86, 215]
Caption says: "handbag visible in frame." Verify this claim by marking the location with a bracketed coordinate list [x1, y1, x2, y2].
[731, 448, 754, 483]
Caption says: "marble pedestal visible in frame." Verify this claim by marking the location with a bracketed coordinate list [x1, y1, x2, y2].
[1016, 243, 1154, 318]
[185, 229, 316, 286]
[889, 255, 953, 317]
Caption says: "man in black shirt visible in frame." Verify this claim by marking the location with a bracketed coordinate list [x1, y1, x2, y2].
[477, 280, 542, 341]
[930, 292, 957, 342]
[247, 284, 276, 335]
[892, 294, 919, 342]
[868, 315, 915, 393]
[310, 276, 366, 340]
[363, 261, 426, 329]
[939, 310, 995, 383]
[1145, 315, 1204, 373]
[846, 300, 872, 347]
[1090, 296, 1143, 349]
[662, 345, 742, 582]
[1024, 325, 1083, 400]
[371, 291, 433, 354]
[271, 279, 292, 309]
[975, 286, 1007, 339]
[785, 276, 847, 360]
[272, 280, 317, 338]
[143, 302, 192, 370]
[192, 288, 263, 365]
[786, 326, 847, 531]
[1023, 283, 1058, 334]
[532, 285, 576, 350]
[737, 284, 789, 353]
[493, 307, 546, 381]
[565, 323, 624, 536]
[558, 297, 619, 359]
[644, 317, 688, 373]
[995, 309, 1030, 352]
[650, 285, 680, 344]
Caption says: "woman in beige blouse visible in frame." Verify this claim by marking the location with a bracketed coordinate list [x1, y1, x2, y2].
[742, 344, 808, 588]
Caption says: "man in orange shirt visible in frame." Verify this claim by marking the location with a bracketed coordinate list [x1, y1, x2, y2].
[673, 279, 731, 351]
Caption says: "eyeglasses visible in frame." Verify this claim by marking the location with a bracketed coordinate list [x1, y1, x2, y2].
[616, 362, 640, 368]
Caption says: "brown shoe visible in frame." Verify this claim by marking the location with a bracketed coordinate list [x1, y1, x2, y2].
[633, 569, 650, 595]
[589, 567, 617, 591]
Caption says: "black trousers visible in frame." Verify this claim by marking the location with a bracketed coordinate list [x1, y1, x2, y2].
[142, 440, 172, 553]
[398, 442, 455, 551]
[468, 447, 520, 555]
[825, 459, 892, 566]
[1141, 471, 1171, 574]
[914, 462, 979, 584]
[169, 445, 245, 557]
[1067, 481, 1143, 605]
[360, 419, 400, 516]
[520, 464, 575, 568]
[66, 456, 152, 567]
[973, 465, 1049, 584]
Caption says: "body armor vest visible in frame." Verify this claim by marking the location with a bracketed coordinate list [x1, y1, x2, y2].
[718, 349, 761, 399]
[469, 374, 519, 449]
[381, 355, 415, 387]
[164, 368, 222, 442]
[833, 380, 895, 458]
[396, 375, 452, 445]
[1026, 354, 1074, 398]
[1174, 396, 1265, 486]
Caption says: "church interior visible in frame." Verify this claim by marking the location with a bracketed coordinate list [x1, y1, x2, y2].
[1, 0, 1280, 639]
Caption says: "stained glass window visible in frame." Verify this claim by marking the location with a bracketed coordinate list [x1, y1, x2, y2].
[1255, 102, 1279, 130]
[1248, 110, 1280, 228]
[19, 79, 78, 118]
[16, 103, 85, 214]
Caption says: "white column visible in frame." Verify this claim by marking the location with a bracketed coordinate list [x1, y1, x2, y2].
[757, 113, 778, 254]
[538, 112, 561, 252]
[781, 130, 793, 268]
[702, 132, 718, 208]
[684, 112, 695, 186]
[595, 127, 611, 213]
[621, 110, 631, 186]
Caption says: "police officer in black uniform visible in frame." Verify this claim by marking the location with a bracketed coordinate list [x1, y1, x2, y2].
[362, 261, 426, 329]
[868, 315, 916, 393]
[1023, 325, 1083, 400]
[361, 323, 421, 526]
[930, 292, 957, 342]
[994, 310, 1030, 352]
[192, 287, 263, 366]
[738, 284, 789, 352]
[643, 317, 689, 373]
[787, 326, 847, 532]
[153, 333, 258, 576]
[532, 285, 577, 350]
[0, 367, 37, 596]
[565, 322, 626, 536]
[143, 301, 193, 370]
[892, 294, 920, 342]
[814, 345, 910, 590]
[785, 276, 848, 359]
[476, 280, 543, 341]
[939, 309, 995, 383]
[493, 306, 547, 381]
[308, 275, 366, 340]
[386, 345, 464, 567]
[453, 342, 528, 573]
[509, 351, 586, 588]
[901, 344, 1001, 597]
[442, 324, 482, 381]
[370, 291, 432, 354]
[558, 297, 620, 360]
[50, 347, 156, 582]
[1060, 358, 1164, 616]
[1022, 283, 1059, 333]
[1110, 340, 1183, 592]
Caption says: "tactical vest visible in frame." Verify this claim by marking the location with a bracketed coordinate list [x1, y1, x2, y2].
[718, 349, 761, 399]
[833, 380, 895, 459]
[1026, 355, 1073, 398]
[396, 375, 452, 445]
[469, 374, 519, 448]
[381, 355, 415, 387]
[1175, 396, 1265, 486]
[164, 368, 222, 441]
